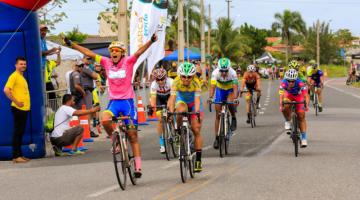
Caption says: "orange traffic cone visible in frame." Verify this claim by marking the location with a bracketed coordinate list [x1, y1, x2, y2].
[137, 96, 149, 125]
[80, 104, 93, 142]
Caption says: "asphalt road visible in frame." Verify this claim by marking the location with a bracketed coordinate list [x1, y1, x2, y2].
[1, 78, 359, 200]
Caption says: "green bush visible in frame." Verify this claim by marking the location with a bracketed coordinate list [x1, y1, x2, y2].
[320, 64, 347, 78]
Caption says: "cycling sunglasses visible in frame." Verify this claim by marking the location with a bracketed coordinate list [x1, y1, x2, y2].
[220, 70, 229, 73]
[110, 48, 124, 53]
[156, 78, 165, 82]
[181, 75, 193, 80]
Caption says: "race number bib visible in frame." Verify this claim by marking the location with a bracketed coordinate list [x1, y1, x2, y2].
[109, 69, 126, 79]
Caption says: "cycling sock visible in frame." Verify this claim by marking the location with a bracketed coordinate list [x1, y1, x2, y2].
[159, 136, 164, 146]
[247, 113, 251, 119]
[256, 96, 261, 104]
[134, 156, 142, 171]
[301, 132, 307, 140]
[195, 149, 202, 162]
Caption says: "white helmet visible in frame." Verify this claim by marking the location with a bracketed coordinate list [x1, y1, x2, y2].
[108, 41, 127, 51]
[177, 62, 196, 76]
[284, 69, 298, 80]
[247, 65, 256, 72]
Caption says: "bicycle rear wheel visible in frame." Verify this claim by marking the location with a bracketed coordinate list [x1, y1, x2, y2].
[189, 152, 195, 178]
[179, 127, 188, 183]
[112, 133, 127, 190]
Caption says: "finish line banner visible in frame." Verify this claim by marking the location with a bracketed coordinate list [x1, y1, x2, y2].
[130, 0, 168, 81]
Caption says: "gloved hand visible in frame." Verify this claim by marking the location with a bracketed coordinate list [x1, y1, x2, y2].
[64, 37, 72, 47]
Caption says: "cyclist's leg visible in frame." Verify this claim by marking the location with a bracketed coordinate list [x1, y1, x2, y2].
[226, 89, 237, 130]
[101, 100, 120, 136]
[295, 95, 307, 146]
[255, 83, 261, 108]
[190, 104, 204, 172]
[156, 96, 168, 152]
[120, 99, 142, 175]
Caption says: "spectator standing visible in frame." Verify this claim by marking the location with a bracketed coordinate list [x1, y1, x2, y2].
[40, 25, 59, 70]
[69, 61, 86, 108]
[65, 63, 75, 94]
[51, 94, 100, 156]
[81, 56, 99, 137]
[3, 57, 31, 163]
[45, 47, 61, 100]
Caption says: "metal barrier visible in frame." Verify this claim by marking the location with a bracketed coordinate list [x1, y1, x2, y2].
[45, 89, 68, 118]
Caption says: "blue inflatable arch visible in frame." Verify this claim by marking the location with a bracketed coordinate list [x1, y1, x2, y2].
[0, 0, 50, 160]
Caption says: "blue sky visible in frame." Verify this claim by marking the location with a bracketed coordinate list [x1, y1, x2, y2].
[49, 0, 360, 36]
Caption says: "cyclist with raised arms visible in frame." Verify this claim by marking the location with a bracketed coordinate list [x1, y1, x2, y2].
[240, 65, 261, 124]
[279, 69, 310, 147]
[147, 68, 173, 154]
[63, 34, 158, 178]
[168, 62, 204, 173]
[208, 58, 239, 149]
[307, 63, 324, 112]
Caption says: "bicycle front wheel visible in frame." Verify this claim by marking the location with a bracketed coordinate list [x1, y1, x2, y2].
[179, 127, 188, 183]
[112, 133, 127, 190]
[250, 101, 256, 128]
[126, 136, 137, 185]
[314, 94, 318, 116]
[291, 114, 299, 157]
[162, 118, 171, 161]
[168, 122, 178, 158]
[219, 113, 225, 158]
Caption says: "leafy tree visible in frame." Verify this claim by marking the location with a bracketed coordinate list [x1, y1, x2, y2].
[211, 18, 251, 64]
[64, 27, 88, 43]
[303, 21, 340, 64]
[239, 23, 268, 58]
[271, 10, 306, 63]
[38, 0, 68, 30]
[335, 29, 355, 48]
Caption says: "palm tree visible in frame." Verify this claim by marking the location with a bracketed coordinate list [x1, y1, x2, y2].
[166, 0, 210, 49]
[272, 10, 306, 63]
[211, 18, 251, 64]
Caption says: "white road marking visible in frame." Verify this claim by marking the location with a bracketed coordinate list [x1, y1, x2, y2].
[87, 185, 118, 198]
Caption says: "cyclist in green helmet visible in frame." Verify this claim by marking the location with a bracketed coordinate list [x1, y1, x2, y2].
[208, 58, 239, 149]
[169, 62, 204, 173]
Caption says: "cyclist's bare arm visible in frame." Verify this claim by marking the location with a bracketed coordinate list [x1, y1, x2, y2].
[134, 34, 157, 58]
[209, 84, 216, 98]
[70, 43, 96, 59]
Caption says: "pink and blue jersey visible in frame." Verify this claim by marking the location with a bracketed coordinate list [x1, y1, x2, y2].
[95, 55, 137, 100]
[279, 79, 307, 96]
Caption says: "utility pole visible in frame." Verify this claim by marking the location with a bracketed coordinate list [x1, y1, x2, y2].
[186, 5, 190, 61]
[118, 0, 128, 45]
[178, 0, 185, 64]
[316, 19, 320, 66]
[207, 4, 211, 55]
[200, 0, 206, 80]
[225, 0, 232, 20]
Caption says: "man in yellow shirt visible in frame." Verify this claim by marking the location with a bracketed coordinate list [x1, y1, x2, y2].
[3, 57, 31, 163]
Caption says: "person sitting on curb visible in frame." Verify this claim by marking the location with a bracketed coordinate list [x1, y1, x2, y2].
[51, 94, 100, 156]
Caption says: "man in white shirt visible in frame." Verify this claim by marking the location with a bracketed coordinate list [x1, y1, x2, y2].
[51, 94, 99, 156]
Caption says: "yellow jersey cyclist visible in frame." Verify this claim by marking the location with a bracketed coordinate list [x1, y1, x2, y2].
[65, 34, 158, 178]
[285, 60, 307, 83]
[307, 63, 325, 112]
[168, 62, 204, 173]
[208, 58, 239, 149]
[240, 65, 262, 124]
[147, 68, 174, 154]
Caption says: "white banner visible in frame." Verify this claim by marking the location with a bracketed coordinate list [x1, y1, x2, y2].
[130, 0, 168, 81]
[130, 0, 153, 81]
[146, 0, 168, 78]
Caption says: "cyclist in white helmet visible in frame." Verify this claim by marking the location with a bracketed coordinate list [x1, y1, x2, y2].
[240, 64, 262, 123]
[279, 69, 310, 147]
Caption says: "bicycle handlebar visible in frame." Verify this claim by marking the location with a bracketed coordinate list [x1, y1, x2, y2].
[208, 101, 236, 112]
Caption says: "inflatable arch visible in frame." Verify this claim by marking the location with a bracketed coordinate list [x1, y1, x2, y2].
[0, 0, 50, 160]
